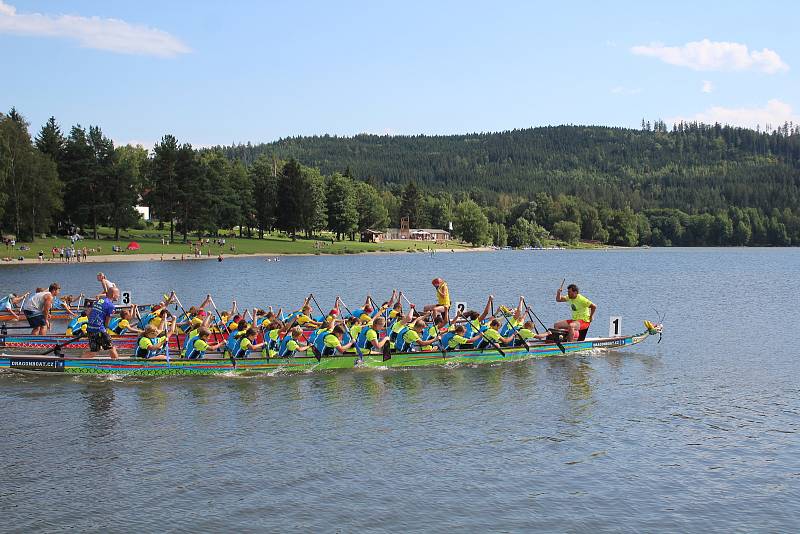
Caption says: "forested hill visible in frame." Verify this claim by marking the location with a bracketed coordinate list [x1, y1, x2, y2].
[220, 123, 800, 214]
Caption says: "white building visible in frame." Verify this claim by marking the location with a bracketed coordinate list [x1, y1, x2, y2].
[135, 206, 150, 220]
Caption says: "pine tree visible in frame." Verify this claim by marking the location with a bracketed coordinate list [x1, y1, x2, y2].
[250, 154, 278, 238]
[400, 181, 422, 227]
[277, 158, 304, 239]
[326, 173, 358, 240]
[150, 135, 179, 242]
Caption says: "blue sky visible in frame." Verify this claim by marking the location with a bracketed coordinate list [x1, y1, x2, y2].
[1, 0, 797, 148]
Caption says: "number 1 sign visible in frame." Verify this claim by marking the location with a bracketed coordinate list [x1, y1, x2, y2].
[609, 316, 622, 337]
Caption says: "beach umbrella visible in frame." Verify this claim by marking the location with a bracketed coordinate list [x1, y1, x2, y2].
[127, 241, 141, 251]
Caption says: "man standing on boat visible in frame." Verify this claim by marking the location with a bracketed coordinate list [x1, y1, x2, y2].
[554, 283, 596, 340]
[83, 287, 120, 359]
[21, 283, 60, 335]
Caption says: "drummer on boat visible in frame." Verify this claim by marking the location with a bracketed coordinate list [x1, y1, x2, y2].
[423, 278, 450, 321]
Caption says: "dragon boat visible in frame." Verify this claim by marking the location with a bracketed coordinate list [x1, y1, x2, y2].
[0, 322, 662, 376]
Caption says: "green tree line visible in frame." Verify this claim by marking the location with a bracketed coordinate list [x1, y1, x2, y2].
[1, 107, 799, 247]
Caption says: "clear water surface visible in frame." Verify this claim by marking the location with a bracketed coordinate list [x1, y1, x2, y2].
[1, 248, 798, 532]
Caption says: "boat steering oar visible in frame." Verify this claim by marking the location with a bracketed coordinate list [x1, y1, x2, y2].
[524, 304, 565, 354]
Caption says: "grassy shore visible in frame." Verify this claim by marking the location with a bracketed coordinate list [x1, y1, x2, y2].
[1, 227, 477, 261]
[0, 226, 606, 265]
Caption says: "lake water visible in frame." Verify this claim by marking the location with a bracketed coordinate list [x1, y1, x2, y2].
[1, 249, 798, 532]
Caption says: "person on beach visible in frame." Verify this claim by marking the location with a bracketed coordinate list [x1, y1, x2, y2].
[423, 278, 450, 321]
[82, 287, 120, 359]
[554, 283, 596, 339]
[0, 292, 29, 320]
[21, 283, 60, 335]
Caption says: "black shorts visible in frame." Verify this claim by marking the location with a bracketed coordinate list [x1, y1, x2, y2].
[88, 330, 113, 351]
[24, 311, 47, 328]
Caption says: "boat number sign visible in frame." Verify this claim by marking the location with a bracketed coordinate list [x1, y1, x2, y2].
[120, 291, 132, 305]
[455, 302, 467, 314]
[609, 316, 622, 337]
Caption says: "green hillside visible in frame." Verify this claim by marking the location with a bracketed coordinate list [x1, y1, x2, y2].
[220, 123, 800, 215]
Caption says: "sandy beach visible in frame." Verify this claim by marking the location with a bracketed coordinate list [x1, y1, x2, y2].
[0, 247, 497, 266]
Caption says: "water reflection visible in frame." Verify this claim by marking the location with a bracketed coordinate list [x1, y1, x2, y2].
[80, 382, 116, 438]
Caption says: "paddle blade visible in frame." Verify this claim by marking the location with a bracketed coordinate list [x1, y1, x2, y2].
[311, 346, 322, 362]
[382, 342, 392, 362]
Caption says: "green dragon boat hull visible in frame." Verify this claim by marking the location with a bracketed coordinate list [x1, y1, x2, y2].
[0, 328, 660, 376]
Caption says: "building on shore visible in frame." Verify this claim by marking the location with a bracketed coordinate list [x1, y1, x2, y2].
[384, 227, 450, 242]
[360, 229, 384, 243]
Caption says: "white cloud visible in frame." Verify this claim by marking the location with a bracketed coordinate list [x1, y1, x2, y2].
[668, 99, 799, 130]
[0, 1, 189, 57]
[631, 39, 788, 74]
[611, 86, 642, 95]
[701, 80, 713, 93]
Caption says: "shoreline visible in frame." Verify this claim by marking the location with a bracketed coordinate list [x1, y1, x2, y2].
[0, 247, 500, 266]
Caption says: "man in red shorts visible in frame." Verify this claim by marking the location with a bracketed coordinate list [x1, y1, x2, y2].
[554, 283, 596, 340]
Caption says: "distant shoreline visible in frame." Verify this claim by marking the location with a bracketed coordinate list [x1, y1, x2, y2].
[0, 246, 501, 266]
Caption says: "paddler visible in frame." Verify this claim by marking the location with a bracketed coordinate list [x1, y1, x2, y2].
[294, 304, 321, 328]
[478, 319, 517, 348]
[445, 324, 482, 350]
[108, 310, 141, 336]
[65, 310, 88, 336]
[276, 326, 311, 358]
[185, 327, 226, 359]
[397, 318, 441, 352]
[321, 325, 355, 356]
[181, 315, 212, 357]
[517, 321, 548, 344]
[235, 327, 270, 358]
[0, 292, 29, 320]
[263, 320, 284, 357]
[224, 318, 250, 357]
[554, 283, 596, 339]
[82, 287, 120, 359]
[359, 316, 390, 353]
[135, 320, 177, 360]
